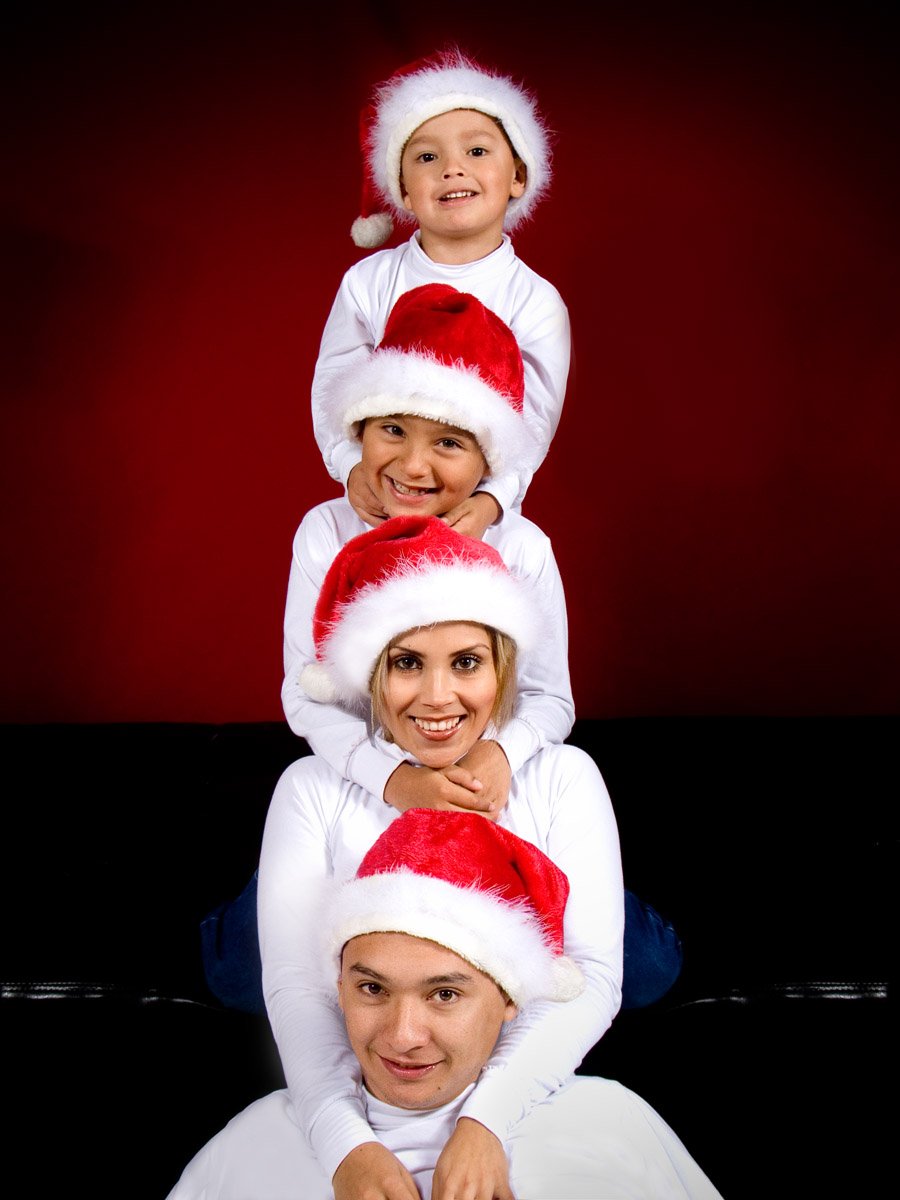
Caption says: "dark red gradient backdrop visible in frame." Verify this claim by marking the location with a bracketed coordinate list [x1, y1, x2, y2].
[3, 4, 898, 721]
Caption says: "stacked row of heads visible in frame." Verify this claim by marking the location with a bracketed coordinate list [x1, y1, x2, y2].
[318, 51, 573, 1016]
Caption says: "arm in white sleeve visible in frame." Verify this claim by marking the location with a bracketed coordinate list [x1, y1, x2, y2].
[311, 273, 378, 487]
[470, 299, 571, 516]
[509, 289, 571, 509]
[258, 760, 382, 1179]
[491, 524, 574, 775]
[281, 507, 407, 799]
[460, 744, 624, 1138]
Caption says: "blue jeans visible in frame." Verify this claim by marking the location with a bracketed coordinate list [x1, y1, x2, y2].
[201, 873, 682, 1014]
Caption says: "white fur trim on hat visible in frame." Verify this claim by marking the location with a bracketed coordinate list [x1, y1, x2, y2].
[322, 347, 535, 478]
[371, 51, 551, 235]
[324, 868, 583, 1007]
[312, 557, 538, 704]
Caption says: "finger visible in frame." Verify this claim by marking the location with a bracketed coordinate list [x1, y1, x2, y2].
[441, 766, 483, 793]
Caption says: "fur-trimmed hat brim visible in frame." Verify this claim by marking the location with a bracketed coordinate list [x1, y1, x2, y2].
[322, 346, 535, 479]
[300, 556, 538, 704]
[324, 868, 584, 1007]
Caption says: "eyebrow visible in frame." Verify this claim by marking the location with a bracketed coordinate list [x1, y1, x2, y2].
[381, 414, 479, 441]
[347, 963, 475, 986]
[406, 123, 501, 150]
[389, 642, 492, 657]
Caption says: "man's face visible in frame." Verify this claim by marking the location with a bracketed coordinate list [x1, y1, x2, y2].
[338, 931, 517, 1110]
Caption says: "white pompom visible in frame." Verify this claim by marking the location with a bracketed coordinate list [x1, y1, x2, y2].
[299, 662, 338, 703]
[351, 212, 393, 249]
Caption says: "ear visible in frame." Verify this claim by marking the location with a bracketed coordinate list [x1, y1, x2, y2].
[336, 974, 345, 1014]
[502, 997, 518, 1024]
[510, 160, 527, 199]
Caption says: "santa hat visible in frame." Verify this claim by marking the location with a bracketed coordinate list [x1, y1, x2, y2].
[324, 808, 584, 1006]
[351, 48, 552, 249]
[321, 282, 534, 477]
[299, 513, 538, 704]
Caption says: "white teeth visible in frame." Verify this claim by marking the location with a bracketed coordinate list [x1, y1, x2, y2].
[392, 479, 432, 495]
[415, 717, 463, 732]
[442, 191, 474, 200]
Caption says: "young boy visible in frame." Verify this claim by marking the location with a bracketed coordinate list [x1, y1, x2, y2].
[312, 47, 570, 538]
[175, 811, 722, 1200]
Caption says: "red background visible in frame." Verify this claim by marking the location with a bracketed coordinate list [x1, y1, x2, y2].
[3, 3, 898, 722]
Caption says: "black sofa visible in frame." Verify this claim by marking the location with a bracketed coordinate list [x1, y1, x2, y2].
[2, 717, 893, 1198]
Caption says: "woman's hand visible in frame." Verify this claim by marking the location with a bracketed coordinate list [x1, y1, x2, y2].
[384, 745, 510, 819]
[432, 1118, 515, 1200]
[333, 1142, 421, 1200]
[439, 492, 501, 540]
[384, 762, 494, 815]
[452, 741, 511, 816]
[347, 464, 388, 527]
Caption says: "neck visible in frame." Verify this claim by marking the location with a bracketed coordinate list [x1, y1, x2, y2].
[416, 228, 504, 265]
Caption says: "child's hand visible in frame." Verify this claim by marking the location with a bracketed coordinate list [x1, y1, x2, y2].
[384, 761, 496, 817]
[347, 464, 388, 527]
[440, 491, 501, 540]
[333, 1142, 420, 1200]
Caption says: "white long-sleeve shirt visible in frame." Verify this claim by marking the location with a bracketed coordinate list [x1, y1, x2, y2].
[281, 498, 574, 800]
[258, 742, 625, 1182]
[311, 233, 571, 514]
[168, 1078, 724, 1200]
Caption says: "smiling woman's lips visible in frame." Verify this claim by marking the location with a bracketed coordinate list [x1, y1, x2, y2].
[411, 716, 464, 740]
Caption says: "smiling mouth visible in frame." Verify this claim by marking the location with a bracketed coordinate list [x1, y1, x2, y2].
[413, 716, 464, 736]
[379, 1055, 441, 1080]
[439, 189, 476, 202]
[389, 476, 436, 496]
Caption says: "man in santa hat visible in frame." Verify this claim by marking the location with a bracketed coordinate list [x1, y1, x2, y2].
[172, 809, 722, 1200]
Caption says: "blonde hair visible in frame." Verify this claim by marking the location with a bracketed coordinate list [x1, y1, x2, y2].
[370, 623, 517, 738]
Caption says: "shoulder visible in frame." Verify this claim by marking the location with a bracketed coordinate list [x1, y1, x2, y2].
[294, 499, 363, 557]
[341, 243, 407, 290]
[505, 247, 568, 309]
[485, 513, 558, 573]
[518, 742, 602, 782]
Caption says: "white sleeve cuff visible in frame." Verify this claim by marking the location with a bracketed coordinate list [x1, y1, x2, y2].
[308, 1094, 385, 1182]
[346, 736, 408, 799]
[494, 716, 543, 777]
[332, 439, 364, 489]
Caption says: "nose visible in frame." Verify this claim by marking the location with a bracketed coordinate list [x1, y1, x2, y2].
[442, 154, 465, 179]
[383, 997, 429, 1052]
[420, 664, 454, 708]
[397, 442, 429, 479]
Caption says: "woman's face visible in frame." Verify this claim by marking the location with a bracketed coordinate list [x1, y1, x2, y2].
[380, 622, 497, 768]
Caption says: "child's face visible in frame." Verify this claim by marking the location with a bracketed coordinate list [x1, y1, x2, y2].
[360, 414, 487, 518]
[400, 109, 526, 247]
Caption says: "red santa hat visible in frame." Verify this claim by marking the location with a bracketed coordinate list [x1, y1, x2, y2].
[299, 513, 539, 705]
[351, 47, 552, 249]
[320, 282, 534, 478]
[324, 808, 584, 1006]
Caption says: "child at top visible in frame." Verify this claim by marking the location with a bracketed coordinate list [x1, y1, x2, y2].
[312, 46, 570, 537]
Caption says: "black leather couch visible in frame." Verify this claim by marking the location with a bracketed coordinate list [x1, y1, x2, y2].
[2, 717, 893, 1198]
